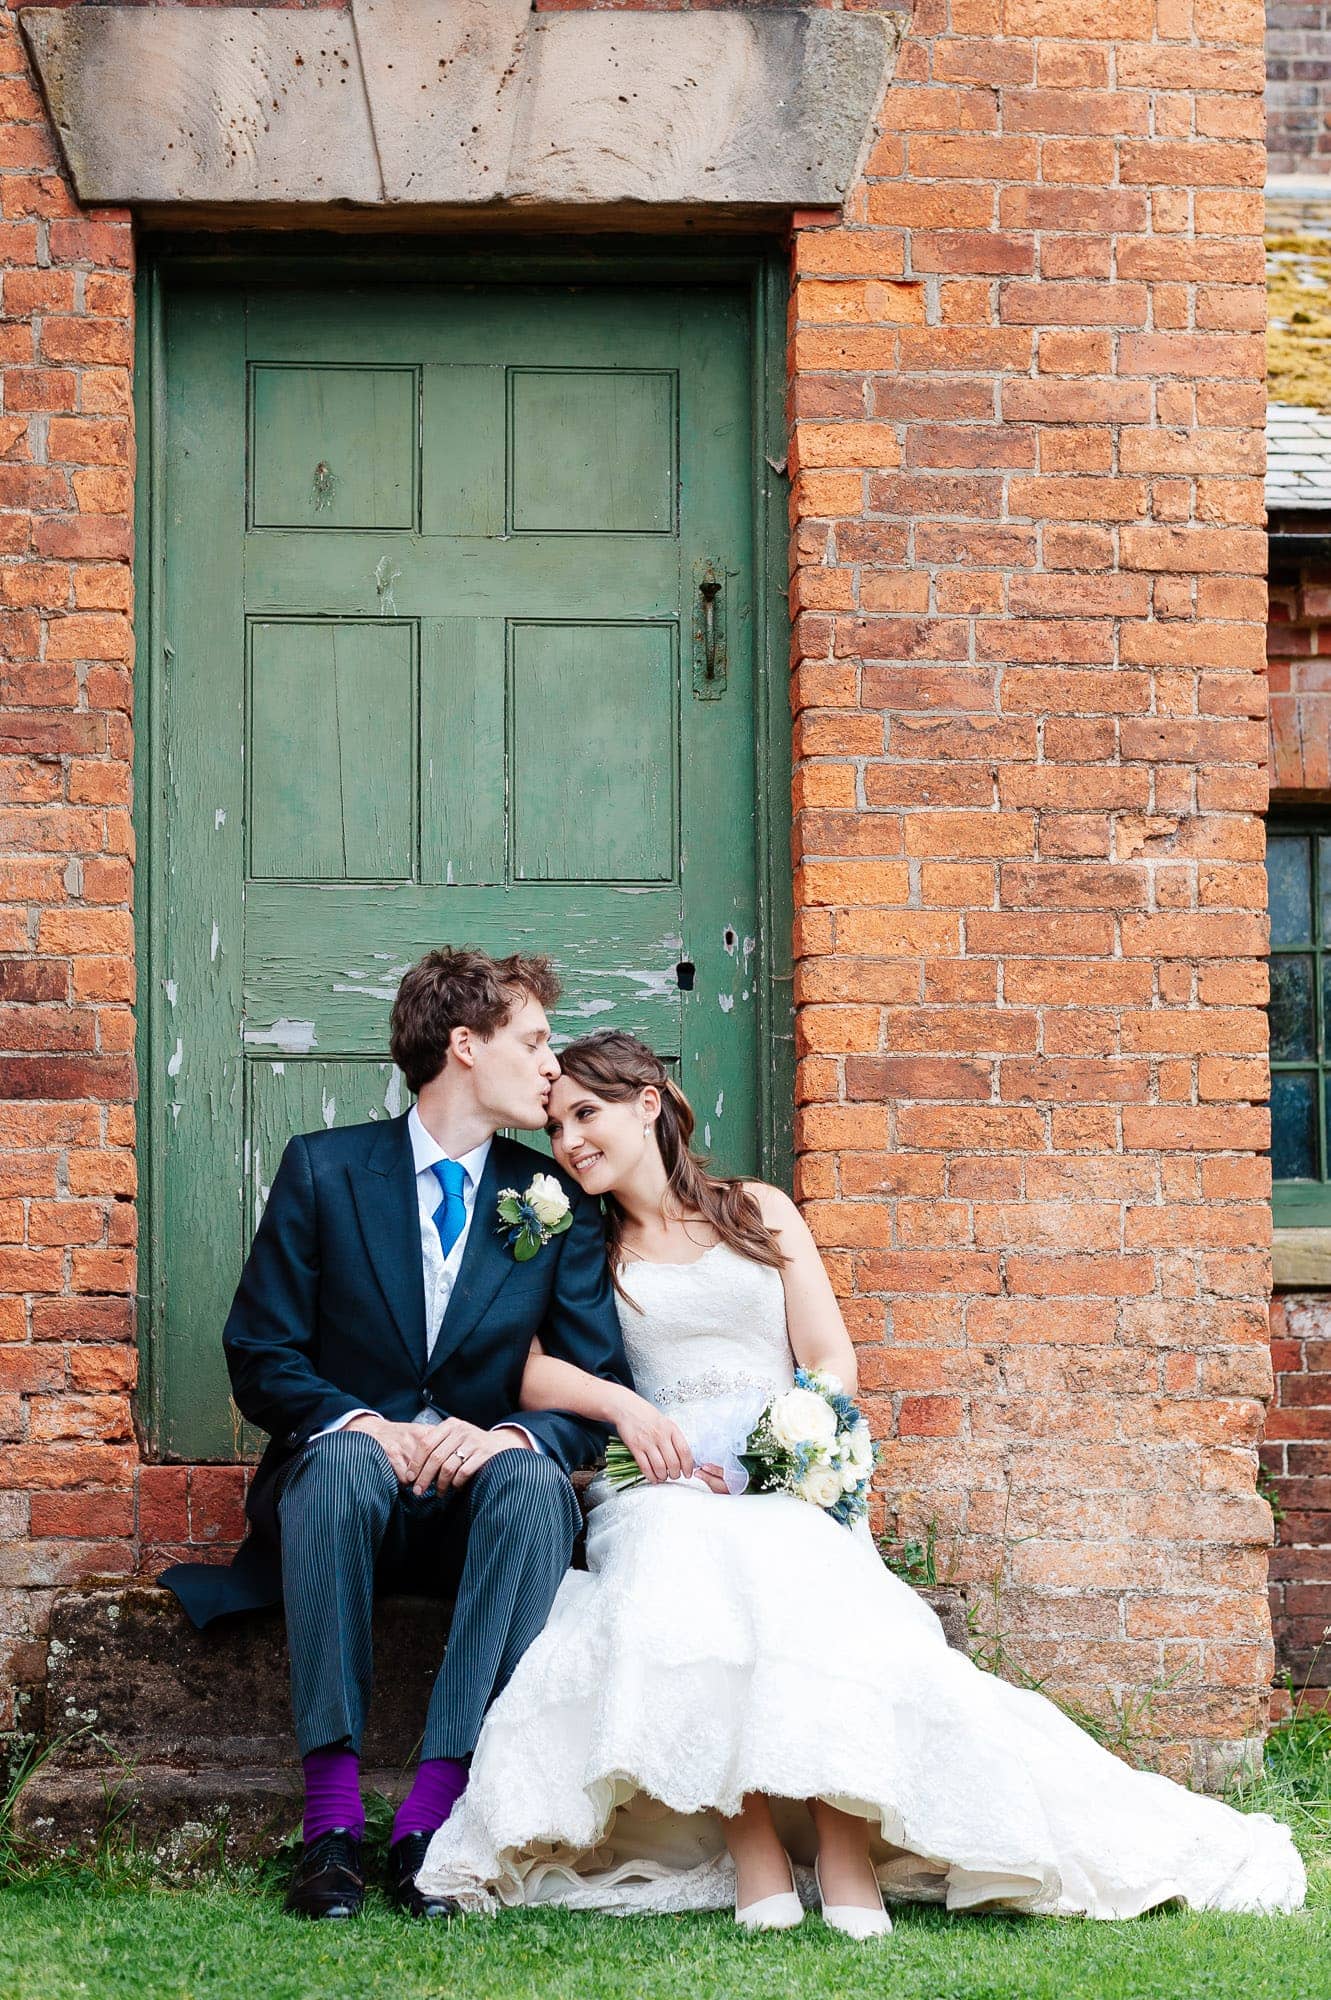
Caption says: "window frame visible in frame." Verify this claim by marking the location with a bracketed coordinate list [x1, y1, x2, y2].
[1268, 809, 1331, 1227]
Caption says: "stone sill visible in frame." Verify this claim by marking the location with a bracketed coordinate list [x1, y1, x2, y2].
[1273, 1227, 1331, 1291]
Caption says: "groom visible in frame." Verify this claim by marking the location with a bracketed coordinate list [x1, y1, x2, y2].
[161, 947, 632, 1919]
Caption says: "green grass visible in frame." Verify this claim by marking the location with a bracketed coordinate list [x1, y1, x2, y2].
[0, 1869, 1327, 2000]
[2, 1712, 1328, 2000]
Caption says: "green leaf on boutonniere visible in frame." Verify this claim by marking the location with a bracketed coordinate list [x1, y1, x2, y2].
[513, 1230, 541, 1261]
[497, 1195, 524, 1225]
[549, 1212, 573, 1239]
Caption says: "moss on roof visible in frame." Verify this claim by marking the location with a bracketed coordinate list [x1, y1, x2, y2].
[1269, 234, 1331, 410]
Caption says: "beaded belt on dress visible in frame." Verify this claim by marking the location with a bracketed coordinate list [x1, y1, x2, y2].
[651, 1368, 783, 1407]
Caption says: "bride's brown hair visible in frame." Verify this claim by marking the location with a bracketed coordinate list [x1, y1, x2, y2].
[555, 1030, 787, 1307]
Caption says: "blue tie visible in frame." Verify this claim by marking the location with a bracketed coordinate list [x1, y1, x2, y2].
[431, 1158, 467, 1261]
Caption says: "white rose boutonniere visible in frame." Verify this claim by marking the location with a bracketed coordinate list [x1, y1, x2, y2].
[497, 1172, 573, 1262]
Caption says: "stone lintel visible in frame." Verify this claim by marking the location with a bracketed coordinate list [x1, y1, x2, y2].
[19, 1, 905, 212]
[1273, 1227, 1331, 1291]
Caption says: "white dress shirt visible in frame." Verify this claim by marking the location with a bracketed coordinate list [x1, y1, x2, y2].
[408, 1108, 493, 1349]
[313, 1106, 540, 1451]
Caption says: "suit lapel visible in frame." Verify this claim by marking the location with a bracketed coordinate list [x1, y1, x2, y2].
[348, 1114, 428, 1378]
[426, 1136, 522, 1377]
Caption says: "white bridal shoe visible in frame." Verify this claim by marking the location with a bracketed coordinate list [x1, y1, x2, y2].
[814, 1858, 893, 1941]
[734, 1854, 804, 1931]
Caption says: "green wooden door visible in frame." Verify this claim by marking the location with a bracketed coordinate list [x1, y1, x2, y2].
[150, 282, 763, 1460]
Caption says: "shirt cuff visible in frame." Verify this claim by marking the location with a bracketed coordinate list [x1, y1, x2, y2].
[307, 1408, 378, 1441]
[490, 1423, 544, 1455]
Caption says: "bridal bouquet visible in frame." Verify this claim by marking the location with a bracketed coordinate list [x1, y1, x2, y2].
[604, 1368, 878, 1527]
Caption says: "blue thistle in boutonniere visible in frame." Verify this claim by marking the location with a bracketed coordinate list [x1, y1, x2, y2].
[496, 1173, 573, 1262]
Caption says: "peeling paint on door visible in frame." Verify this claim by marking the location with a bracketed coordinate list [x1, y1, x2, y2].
[243, 1017, 318, 1054]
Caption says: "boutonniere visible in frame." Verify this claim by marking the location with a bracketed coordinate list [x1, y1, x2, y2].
[497, 1173, 573, 1262]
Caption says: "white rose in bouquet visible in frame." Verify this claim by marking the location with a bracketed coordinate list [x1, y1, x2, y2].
[527, 1172, 571, 1229]
[768, 1387, 838, 1453]
[846, 1420, 874, 1470]
[797, 1461, 845, 1509]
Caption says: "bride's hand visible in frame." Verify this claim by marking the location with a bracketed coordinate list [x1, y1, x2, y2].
[695, 1463, 730, 1496]
[612, 1392, 695, 1485]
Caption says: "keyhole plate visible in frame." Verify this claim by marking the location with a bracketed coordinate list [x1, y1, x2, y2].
[691, 558, 727, 700]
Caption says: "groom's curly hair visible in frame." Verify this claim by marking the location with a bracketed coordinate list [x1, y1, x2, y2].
[391, 946, 561, 1093]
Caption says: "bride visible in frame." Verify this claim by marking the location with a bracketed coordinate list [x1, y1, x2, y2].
[415, 1030, 1306, 1932]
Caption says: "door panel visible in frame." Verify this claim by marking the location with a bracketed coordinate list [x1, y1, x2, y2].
[510, 623, 677, 883]
[250, 364, 419, 529]
[248, 620, 416, 881]
[155, 283, 759, 1459]
[508, 369, 676, 533]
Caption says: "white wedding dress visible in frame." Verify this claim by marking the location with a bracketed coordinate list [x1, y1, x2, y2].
[416, 1241, 1306, 1919]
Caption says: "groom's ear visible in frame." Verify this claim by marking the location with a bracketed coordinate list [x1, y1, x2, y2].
[450, 1024, 476, 1070]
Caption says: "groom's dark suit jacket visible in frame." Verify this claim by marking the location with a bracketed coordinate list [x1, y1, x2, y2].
[161, 1114, 632, 1630]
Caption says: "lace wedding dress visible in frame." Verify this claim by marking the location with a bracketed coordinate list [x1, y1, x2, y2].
[416, 1242, 1305, 1919]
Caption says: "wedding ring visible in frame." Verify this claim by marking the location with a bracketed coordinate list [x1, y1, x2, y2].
[453, 1447, 468, 1463]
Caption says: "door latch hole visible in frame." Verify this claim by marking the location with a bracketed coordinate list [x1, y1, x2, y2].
[675, 960, 696, 992]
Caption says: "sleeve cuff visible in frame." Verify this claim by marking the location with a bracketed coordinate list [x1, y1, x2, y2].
[490, 1423, 545, 1456]
[305, 1408, 377, 1442]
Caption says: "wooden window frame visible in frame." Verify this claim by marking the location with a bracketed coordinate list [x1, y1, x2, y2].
[1268, 808, 1331, 1229]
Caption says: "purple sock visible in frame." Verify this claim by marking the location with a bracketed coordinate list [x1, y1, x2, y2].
[392, 1756, 469, 1844]
[302, 1747, 364, 1845]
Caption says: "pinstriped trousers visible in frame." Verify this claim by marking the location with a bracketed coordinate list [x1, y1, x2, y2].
[275, 1427, 581, 1761]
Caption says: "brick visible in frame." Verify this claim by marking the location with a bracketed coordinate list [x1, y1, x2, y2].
[0, 1054, 135, 1101]
[189, 1466, 248, 1545]
[847, 1054, 992, 1100]
[30, 1490, 134, 1539]
[137, 1465, 189, 1544]
[857, 1251, 1002, 1294]
[898, 1396, 965, 1437]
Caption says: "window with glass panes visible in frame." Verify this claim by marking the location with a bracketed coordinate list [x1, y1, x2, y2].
[1267, 821, 1331, 1225]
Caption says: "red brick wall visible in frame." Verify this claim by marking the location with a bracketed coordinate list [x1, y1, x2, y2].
[1266, 0, 1331, 176]
[0, 0, 140, 1731]
[784, 0, 1273, 1784]
[1267, 1296, 1331, 1706]
[1270, 554, 1331, 797]
[1, 0, 1277, 1784]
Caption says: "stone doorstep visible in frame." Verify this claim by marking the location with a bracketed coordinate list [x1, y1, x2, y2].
[15, 1581, 970, 1856]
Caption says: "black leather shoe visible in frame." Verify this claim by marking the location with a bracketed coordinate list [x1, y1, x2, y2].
[387, 1831, 460, 1920]
[284, 1829, 365, 1919]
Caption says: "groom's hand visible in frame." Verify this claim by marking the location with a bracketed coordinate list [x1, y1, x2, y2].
[409, 1416, 520, 1497]
[344, 1412, 440, 1484]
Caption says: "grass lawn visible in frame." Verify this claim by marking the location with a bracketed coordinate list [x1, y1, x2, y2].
[2, 1716, 1328, 2000]
[1, 1873, 1328, 2000]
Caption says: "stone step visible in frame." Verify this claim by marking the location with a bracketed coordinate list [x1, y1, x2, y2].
[16, 1580, 970, 1856]
[39, 1586, 451, 1771]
